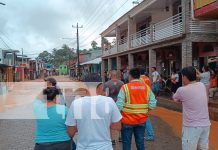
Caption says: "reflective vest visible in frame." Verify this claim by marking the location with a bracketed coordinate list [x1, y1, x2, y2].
[121, 80, 150, 125]
[140, 75, 151, 88]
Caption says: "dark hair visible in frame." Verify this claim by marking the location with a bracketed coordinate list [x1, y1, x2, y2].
[96, 83, 103, 90]
[43, 87, 59, 101]
[181, 66, 196, 82]
[129, 68, 140, 79]
[45, 77, 57, 86]
[152, 67, 156, 70]
[203, 66, 209, 72]
[140, 69, 145, 75]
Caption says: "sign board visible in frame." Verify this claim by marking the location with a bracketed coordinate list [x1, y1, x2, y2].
[194, 0, 217, 10]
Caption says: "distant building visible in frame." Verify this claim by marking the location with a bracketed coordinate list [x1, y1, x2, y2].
[44, 63, 53, 77]
[0, 49, 19, 82]
[59, 64, 68, 75]
[16, 55, 31, 81]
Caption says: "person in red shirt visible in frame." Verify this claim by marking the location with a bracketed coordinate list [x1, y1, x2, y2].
[209, 70, 218, 98]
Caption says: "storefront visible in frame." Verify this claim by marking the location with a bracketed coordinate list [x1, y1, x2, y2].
[156, 45, 182, 77]
[193, 42, 218, 71]
[133, 52, 149, 73]
[0, 65, 7, 82]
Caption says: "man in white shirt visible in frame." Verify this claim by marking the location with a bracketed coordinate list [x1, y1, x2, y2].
[65, 83, 122, 150]
[151, 67, 160, 96]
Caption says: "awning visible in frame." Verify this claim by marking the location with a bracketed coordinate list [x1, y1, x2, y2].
[80, 57, 102, 65]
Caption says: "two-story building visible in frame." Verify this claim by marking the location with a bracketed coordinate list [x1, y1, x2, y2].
[0, 49, 19, 82]
[16, 55, 31, 81]
[193, 0, 218, 70]
[101, 0, 218, 81]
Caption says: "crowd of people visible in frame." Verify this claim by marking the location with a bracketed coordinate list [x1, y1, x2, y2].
[32, 65, 215, 150]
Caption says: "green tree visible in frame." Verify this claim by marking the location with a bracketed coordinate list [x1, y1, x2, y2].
[37, 51, 53, 63]
[37, 44, 76, 68]
[51, 44, 75, 67]
[91, 41, 98, 49]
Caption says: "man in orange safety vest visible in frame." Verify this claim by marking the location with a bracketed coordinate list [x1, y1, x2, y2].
[116, 68, 157, 150]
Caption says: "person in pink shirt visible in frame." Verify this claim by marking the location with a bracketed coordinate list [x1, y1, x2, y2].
[173, 66, 210, 150]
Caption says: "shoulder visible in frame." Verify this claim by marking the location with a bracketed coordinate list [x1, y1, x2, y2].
[197, 82, 205, 87]
[99, 95, 114, 101]
[177, 86, 184, 93]
[118, 80, 124, 85]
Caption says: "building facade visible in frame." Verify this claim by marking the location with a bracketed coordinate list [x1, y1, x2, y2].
[0, 49, 19, 82]
[101, 0, 218, 81]
[194, 0, 218, 19]
[59, 64, 68, 75]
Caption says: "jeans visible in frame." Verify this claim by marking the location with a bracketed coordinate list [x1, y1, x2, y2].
[121, 123, 145, 150]
[145, 118, 154, 140]
[209, 87, 218, 98]
[152, 82, 159, 95]
[34, 140, 72, 150]
[182, 126, 210, 150]
[72, 140, 76, 150]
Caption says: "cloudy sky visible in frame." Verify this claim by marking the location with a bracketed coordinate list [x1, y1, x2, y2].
[0, 0, 137, 57]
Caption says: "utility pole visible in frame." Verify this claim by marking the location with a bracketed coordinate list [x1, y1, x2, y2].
[72, 23, 83, 80]
[21, 48, 24, 81]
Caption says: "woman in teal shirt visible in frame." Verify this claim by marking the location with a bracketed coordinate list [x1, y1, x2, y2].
[33, 87, 71, 150]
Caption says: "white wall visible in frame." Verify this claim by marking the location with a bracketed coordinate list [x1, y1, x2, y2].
[151, 5, 173, 24]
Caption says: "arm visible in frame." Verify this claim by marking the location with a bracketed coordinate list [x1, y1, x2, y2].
[173, 88, 182, 103]
[196, 70, 203, 79]
[65, 102, 77, 137]
[116, 88, 125, 111]
[110, 121, 121, 131]
[111, 99, 122, 131]
[148, 90, 157, 110]
[67, 126, 78, 138]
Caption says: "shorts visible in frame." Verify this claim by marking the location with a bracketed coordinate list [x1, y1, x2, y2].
[182, 126, 210, 150]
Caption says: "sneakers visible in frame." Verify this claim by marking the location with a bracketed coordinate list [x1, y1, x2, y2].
[118, 137, 122, 142]
[112, 140, 116, 145]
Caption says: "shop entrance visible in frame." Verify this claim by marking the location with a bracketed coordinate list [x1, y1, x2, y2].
[156, 45, 181, 77]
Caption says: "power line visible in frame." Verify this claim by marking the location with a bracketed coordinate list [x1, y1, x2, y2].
[79, 0, 114, 36]
[80, 0, 130, 46]
[0, 36, 10, 49]
[80, 35, 101, 49]
[0, 31, 17, 48]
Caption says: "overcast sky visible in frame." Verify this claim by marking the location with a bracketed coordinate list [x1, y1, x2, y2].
[0, 0, 136, 57]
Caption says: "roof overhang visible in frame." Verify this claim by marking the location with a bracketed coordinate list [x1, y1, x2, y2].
[100, 0, 158, 37]
[80, 57, 102, 65]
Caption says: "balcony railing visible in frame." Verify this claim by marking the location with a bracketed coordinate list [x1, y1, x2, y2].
[190, 19, 218, 33]
[103, 12, 218, 57]
[153, 13, 183, 41]
[130, 27, 151, 48]
[118, 37, 127, 52]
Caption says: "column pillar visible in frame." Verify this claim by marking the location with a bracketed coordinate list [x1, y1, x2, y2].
[127, 16, 135, 49]
[128, 53, 134, 69]
[182, 40, 192, 68]
[149, 49, 156, 74]
[101, 59, 105, 83]
[117, 56, 121, 71]
[108, 58, 112, 71]
[116, 26, 120, 52]
[182, 0, 190, 33]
